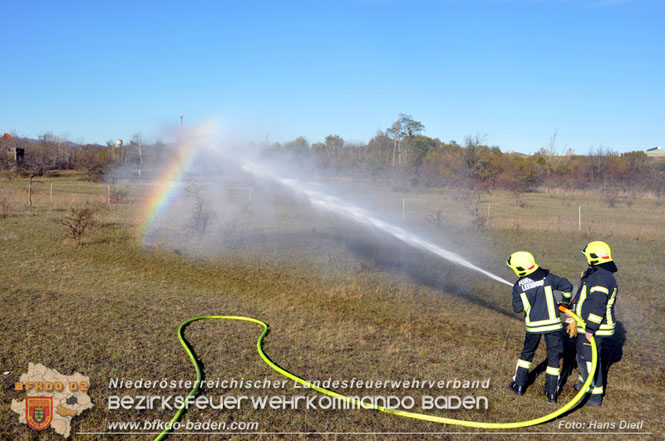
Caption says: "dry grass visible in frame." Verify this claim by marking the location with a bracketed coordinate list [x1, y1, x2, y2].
[0, 175, 662, 440]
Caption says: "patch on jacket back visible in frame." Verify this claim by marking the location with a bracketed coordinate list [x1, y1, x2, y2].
[518, 278, 545, 291]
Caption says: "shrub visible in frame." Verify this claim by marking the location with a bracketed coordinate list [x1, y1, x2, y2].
[59, 208, 95, 245]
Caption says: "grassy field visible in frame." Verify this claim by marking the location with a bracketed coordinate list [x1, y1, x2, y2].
[1, 174, 663, 440]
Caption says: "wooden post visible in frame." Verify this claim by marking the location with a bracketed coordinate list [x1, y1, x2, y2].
[578, 206, 581, 231]
[107, 185, 111, 206]
[487, 203, 491, 225]
[28, 175, 33, 207]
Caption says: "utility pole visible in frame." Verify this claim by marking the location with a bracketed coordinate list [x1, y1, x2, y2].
[180, 112, 183, 128]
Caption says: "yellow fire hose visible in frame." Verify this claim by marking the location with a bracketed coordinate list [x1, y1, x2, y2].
[154, 306, 596, 440]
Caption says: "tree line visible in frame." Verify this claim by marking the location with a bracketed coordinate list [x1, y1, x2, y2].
[2, 117, 664, 198]
[0, 132, 163, 181]
[264, 115, 665, 198]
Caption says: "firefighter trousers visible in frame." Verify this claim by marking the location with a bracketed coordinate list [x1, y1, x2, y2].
[576, 333, 605, 404]
[513, 331, 562, 395]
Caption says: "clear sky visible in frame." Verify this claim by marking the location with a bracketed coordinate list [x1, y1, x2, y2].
[2, 0, 664, 153]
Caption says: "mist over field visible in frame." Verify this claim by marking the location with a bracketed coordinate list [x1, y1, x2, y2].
[132, 126, 513, 298]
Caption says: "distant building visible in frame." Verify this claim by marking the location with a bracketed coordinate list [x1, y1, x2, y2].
[1, 133, 24, 163]
[646, 146, 665, 158]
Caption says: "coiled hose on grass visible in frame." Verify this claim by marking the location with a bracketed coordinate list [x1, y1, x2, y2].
[154, 306, 595, 440]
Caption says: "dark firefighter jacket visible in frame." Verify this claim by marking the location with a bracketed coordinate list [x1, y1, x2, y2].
[512, 268, 573, 333]
[574, 262, 618, 337]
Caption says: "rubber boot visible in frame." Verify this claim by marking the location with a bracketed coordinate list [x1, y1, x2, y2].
[544, 375, 558, 403]
[544, 387, 557, 403]
[509, 366, 529, 396]
[508, 381, 525, 395]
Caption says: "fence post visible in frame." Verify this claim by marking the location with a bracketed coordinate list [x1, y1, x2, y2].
[28, 175, 33, 207]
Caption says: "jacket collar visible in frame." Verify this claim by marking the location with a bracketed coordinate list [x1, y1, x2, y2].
[597, 261, 618, 273]
[583, 261, 618, 278]
[525, 267, 549, 281]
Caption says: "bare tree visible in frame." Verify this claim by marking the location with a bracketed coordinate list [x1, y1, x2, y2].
[324, 135, 344, 162]
[184, 183, 215, 237]
[390, 120, 401, 168]
[537, 130, 569, 173]
[387, 114, 425, 169]
[59, 208, 95, 245]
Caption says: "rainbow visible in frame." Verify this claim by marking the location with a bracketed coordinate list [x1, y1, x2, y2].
[141, 144, 201, 246]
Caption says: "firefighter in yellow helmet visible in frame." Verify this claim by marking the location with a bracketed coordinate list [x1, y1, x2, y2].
[565, 241, 618, 407]
[506, 251, 573, 403]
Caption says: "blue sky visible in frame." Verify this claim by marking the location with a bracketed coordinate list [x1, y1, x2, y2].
[2, 0, 664, 153]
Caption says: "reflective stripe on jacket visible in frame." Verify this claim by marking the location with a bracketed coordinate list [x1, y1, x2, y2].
[574, 266, 618, 337]
[512, 269, 573, 333]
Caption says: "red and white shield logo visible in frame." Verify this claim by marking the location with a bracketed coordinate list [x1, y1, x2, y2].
[26, 396, 53, 431]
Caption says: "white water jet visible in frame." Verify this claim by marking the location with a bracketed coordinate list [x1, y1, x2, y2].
[241, 161, 512, 287]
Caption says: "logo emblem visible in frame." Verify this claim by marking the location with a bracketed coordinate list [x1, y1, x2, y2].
[26, 396, 53, 431]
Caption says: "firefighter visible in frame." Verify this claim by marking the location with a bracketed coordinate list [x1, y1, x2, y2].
[565, 240, 618, 407]
[506, 251, 573, 403]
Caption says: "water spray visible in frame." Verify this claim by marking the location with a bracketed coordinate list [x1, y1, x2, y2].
[141, 137, 510, 287]
[240, 160, 512, 286]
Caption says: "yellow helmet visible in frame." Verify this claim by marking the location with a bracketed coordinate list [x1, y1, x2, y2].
[506, 251, 539, 277]
[581, 241, 613, 266]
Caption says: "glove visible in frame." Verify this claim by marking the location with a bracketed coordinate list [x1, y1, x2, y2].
[559, 300, 572, 309]
[565, 320, 577, 338]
